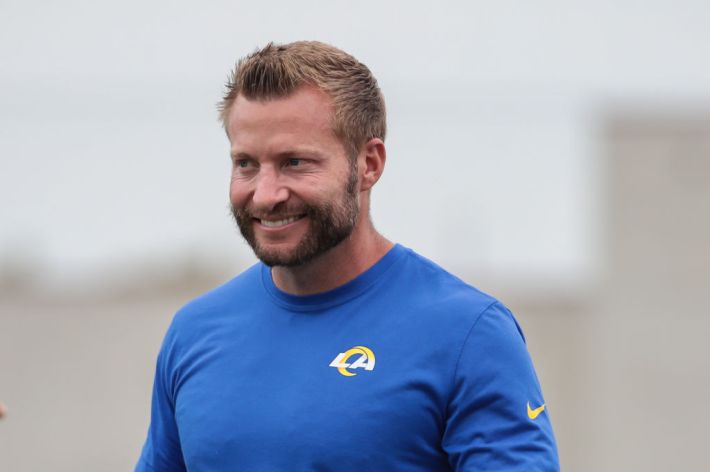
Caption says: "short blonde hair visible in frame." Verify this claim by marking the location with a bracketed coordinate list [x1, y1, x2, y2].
[218, 41, 386, 159]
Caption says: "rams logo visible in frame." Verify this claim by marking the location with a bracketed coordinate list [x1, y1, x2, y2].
[329, 346, 376, 377]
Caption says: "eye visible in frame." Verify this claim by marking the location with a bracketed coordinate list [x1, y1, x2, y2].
[285, 158, 302, 167]
[236, 159, 251, 168]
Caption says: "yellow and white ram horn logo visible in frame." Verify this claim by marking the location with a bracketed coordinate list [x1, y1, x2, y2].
[328, 346, 376, 377]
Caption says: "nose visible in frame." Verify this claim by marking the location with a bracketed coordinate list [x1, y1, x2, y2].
[251, 168, 289, 212]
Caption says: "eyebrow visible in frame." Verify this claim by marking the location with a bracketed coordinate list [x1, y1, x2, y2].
[230, 148, 324, 160]
[230, 151, 252, 160]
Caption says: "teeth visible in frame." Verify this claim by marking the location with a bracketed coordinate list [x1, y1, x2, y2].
[260, 216, 300, 228]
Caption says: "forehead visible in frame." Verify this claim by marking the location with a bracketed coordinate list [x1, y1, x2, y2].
[226, 86, 336, 143]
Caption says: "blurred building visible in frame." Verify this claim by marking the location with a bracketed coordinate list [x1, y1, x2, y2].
[595, 112, 710, 471]
[512, 111, 710, 471]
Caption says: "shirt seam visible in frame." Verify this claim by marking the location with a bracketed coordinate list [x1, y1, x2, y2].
[137, 456, 157, 471]
[444, 299, 499, 420]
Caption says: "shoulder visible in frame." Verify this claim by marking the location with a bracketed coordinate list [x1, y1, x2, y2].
[167, 263, 263, 339]
[394, 246, 501, 323]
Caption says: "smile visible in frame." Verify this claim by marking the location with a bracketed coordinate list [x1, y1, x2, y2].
[258, 215, 304, 228]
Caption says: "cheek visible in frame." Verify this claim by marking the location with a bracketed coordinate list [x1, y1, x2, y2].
[229, 181, 249, 207]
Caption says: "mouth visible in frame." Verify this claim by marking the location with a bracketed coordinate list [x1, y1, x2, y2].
[256, 215, 305, 228]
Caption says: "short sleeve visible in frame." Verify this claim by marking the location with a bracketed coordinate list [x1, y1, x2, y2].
[135, 329, 187, 472]
[442, 302, 559, 471]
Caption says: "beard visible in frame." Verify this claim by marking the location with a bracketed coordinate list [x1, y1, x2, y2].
[231, 163, 359, 267]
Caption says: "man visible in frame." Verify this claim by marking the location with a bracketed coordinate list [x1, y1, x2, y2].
[136, 41, 558, 471]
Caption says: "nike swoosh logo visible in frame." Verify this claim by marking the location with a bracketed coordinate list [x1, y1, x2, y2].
[527, 402, 545, 420]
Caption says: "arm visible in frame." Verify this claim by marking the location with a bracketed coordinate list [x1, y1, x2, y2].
[442, 302, 559, 471]
[135, 332, 187, 472]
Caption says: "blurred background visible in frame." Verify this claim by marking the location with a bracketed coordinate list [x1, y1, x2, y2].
[1, 1, 709, 470]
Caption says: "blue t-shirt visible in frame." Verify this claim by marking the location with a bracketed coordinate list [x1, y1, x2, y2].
[136, 244, 558, 471]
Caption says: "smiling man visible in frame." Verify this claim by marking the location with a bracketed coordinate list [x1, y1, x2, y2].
[227, 84, 385, 291]
[135, 41, 559, 471]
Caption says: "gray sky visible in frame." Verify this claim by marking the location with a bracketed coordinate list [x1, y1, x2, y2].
[2, 0, 710, 289]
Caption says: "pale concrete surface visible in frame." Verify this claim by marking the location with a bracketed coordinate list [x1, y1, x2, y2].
[0, 296, 181, 471]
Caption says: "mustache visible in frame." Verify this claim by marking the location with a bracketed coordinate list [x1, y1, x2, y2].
[230, 202, 309, 220]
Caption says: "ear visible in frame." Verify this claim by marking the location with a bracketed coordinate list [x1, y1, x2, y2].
[359, 138, 386, 192]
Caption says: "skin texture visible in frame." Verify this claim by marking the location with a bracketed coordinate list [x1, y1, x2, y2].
[226, 85, 392, 295]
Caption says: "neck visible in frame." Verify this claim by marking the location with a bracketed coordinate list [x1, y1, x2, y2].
[271, 218, 393, 295]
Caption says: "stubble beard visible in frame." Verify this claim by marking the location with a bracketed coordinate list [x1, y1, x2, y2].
[231, 162, 359, 267]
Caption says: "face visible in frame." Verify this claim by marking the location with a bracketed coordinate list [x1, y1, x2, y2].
[227, 86, 360, 267]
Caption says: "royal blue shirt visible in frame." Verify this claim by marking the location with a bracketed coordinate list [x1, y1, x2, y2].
[136, 244, 559, 471]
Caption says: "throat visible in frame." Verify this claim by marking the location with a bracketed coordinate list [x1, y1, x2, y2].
[271, 233, 393, 295]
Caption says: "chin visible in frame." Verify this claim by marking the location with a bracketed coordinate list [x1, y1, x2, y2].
[253, 244, 303, 268]
[254, 239, 336, 268]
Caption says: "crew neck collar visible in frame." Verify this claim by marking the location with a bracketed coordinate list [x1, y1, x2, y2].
[260, 243, 406, 312]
